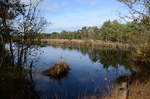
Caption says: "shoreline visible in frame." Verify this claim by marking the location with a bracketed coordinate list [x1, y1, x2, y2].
[36, 39, 130, 50]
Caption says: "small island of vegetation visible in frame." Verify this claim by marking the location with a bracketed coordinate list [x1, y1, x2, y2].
[43, 61, 70, 80]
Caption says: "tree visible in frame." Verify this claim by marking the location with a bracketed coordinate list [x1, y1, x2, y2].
[118, 0, 150, 17]
[14, 0, 47, 66]
[118, 0, 150, 44]
[0, 0, 47, 66]
[0, 0, 25, 65]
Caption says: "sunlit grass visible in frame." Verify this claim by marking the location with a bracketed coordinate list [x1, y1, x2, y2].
[43, 61, 70, 79]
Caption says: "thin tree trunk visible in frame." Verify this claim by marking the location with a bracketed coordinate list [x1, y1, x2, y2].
[9, 38, 15, 66]
[0, 35, 4, 68]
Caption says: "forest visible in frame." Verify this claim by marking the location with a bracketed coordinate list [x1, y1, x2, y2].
[36, 19, 150, 44]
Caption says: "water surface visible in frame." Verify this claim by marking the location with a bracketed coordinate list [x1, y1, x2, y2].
[30, 45, 132, 98]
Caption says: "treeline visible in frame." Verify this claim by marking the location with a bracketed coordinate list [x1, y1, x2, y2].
[36, 19, 150, 44]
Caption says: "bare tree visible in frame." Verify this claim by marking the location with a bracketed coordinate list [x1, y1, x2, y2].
[0, 0, 47, 67]
[118, 0, 150, 44]
[118, 0, 150, 17]
[0, 0, 25, 65]
[14, 0, 47, 66]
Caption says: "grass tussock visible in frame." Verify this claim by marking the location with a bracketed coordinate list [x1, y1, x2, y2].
[43, 61, 70, 79]
[127, 80, 150, 99]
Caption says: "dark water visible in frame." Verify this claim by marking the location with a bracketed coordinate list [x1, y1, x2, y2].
[31, 45, 132, 99]
[0, 45, 136, 99]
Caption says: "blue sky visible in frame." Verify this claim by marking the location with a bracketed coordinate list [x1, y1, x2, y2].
[39, 0, 128, 33]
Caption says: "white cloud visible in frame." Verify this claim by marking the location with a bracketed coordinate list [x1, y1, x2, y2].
[76, 0, 99, 6]
[43, 1, 69, 13]
[21, 0, 36, 4]
[61, 1, 69, 7]
[47, 4, 59, 12]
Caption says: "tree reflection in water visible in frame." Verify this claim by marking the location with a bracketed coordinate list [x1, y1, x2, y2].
[0, 48, 39, 99]
[0, 44, 150, 99]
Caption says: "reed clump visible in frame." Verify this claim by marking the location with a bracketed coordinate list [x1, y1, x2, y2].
[43, 61, 70, 78]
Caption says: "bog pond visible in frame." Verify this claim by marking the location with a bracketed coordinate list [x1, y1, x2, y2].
[29, 45, 132, 98]
[1, 44, 149, 99]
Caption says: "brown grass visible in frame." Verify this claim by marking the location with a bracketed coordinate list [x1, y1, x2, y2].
[81, 79, 150, 99]
[43, 61, 70, 79]
[37, 39, 129, 50]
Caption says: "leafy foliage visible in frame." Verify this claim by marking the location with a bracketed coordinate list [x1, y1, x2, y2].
[37, 19, 150, 44]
